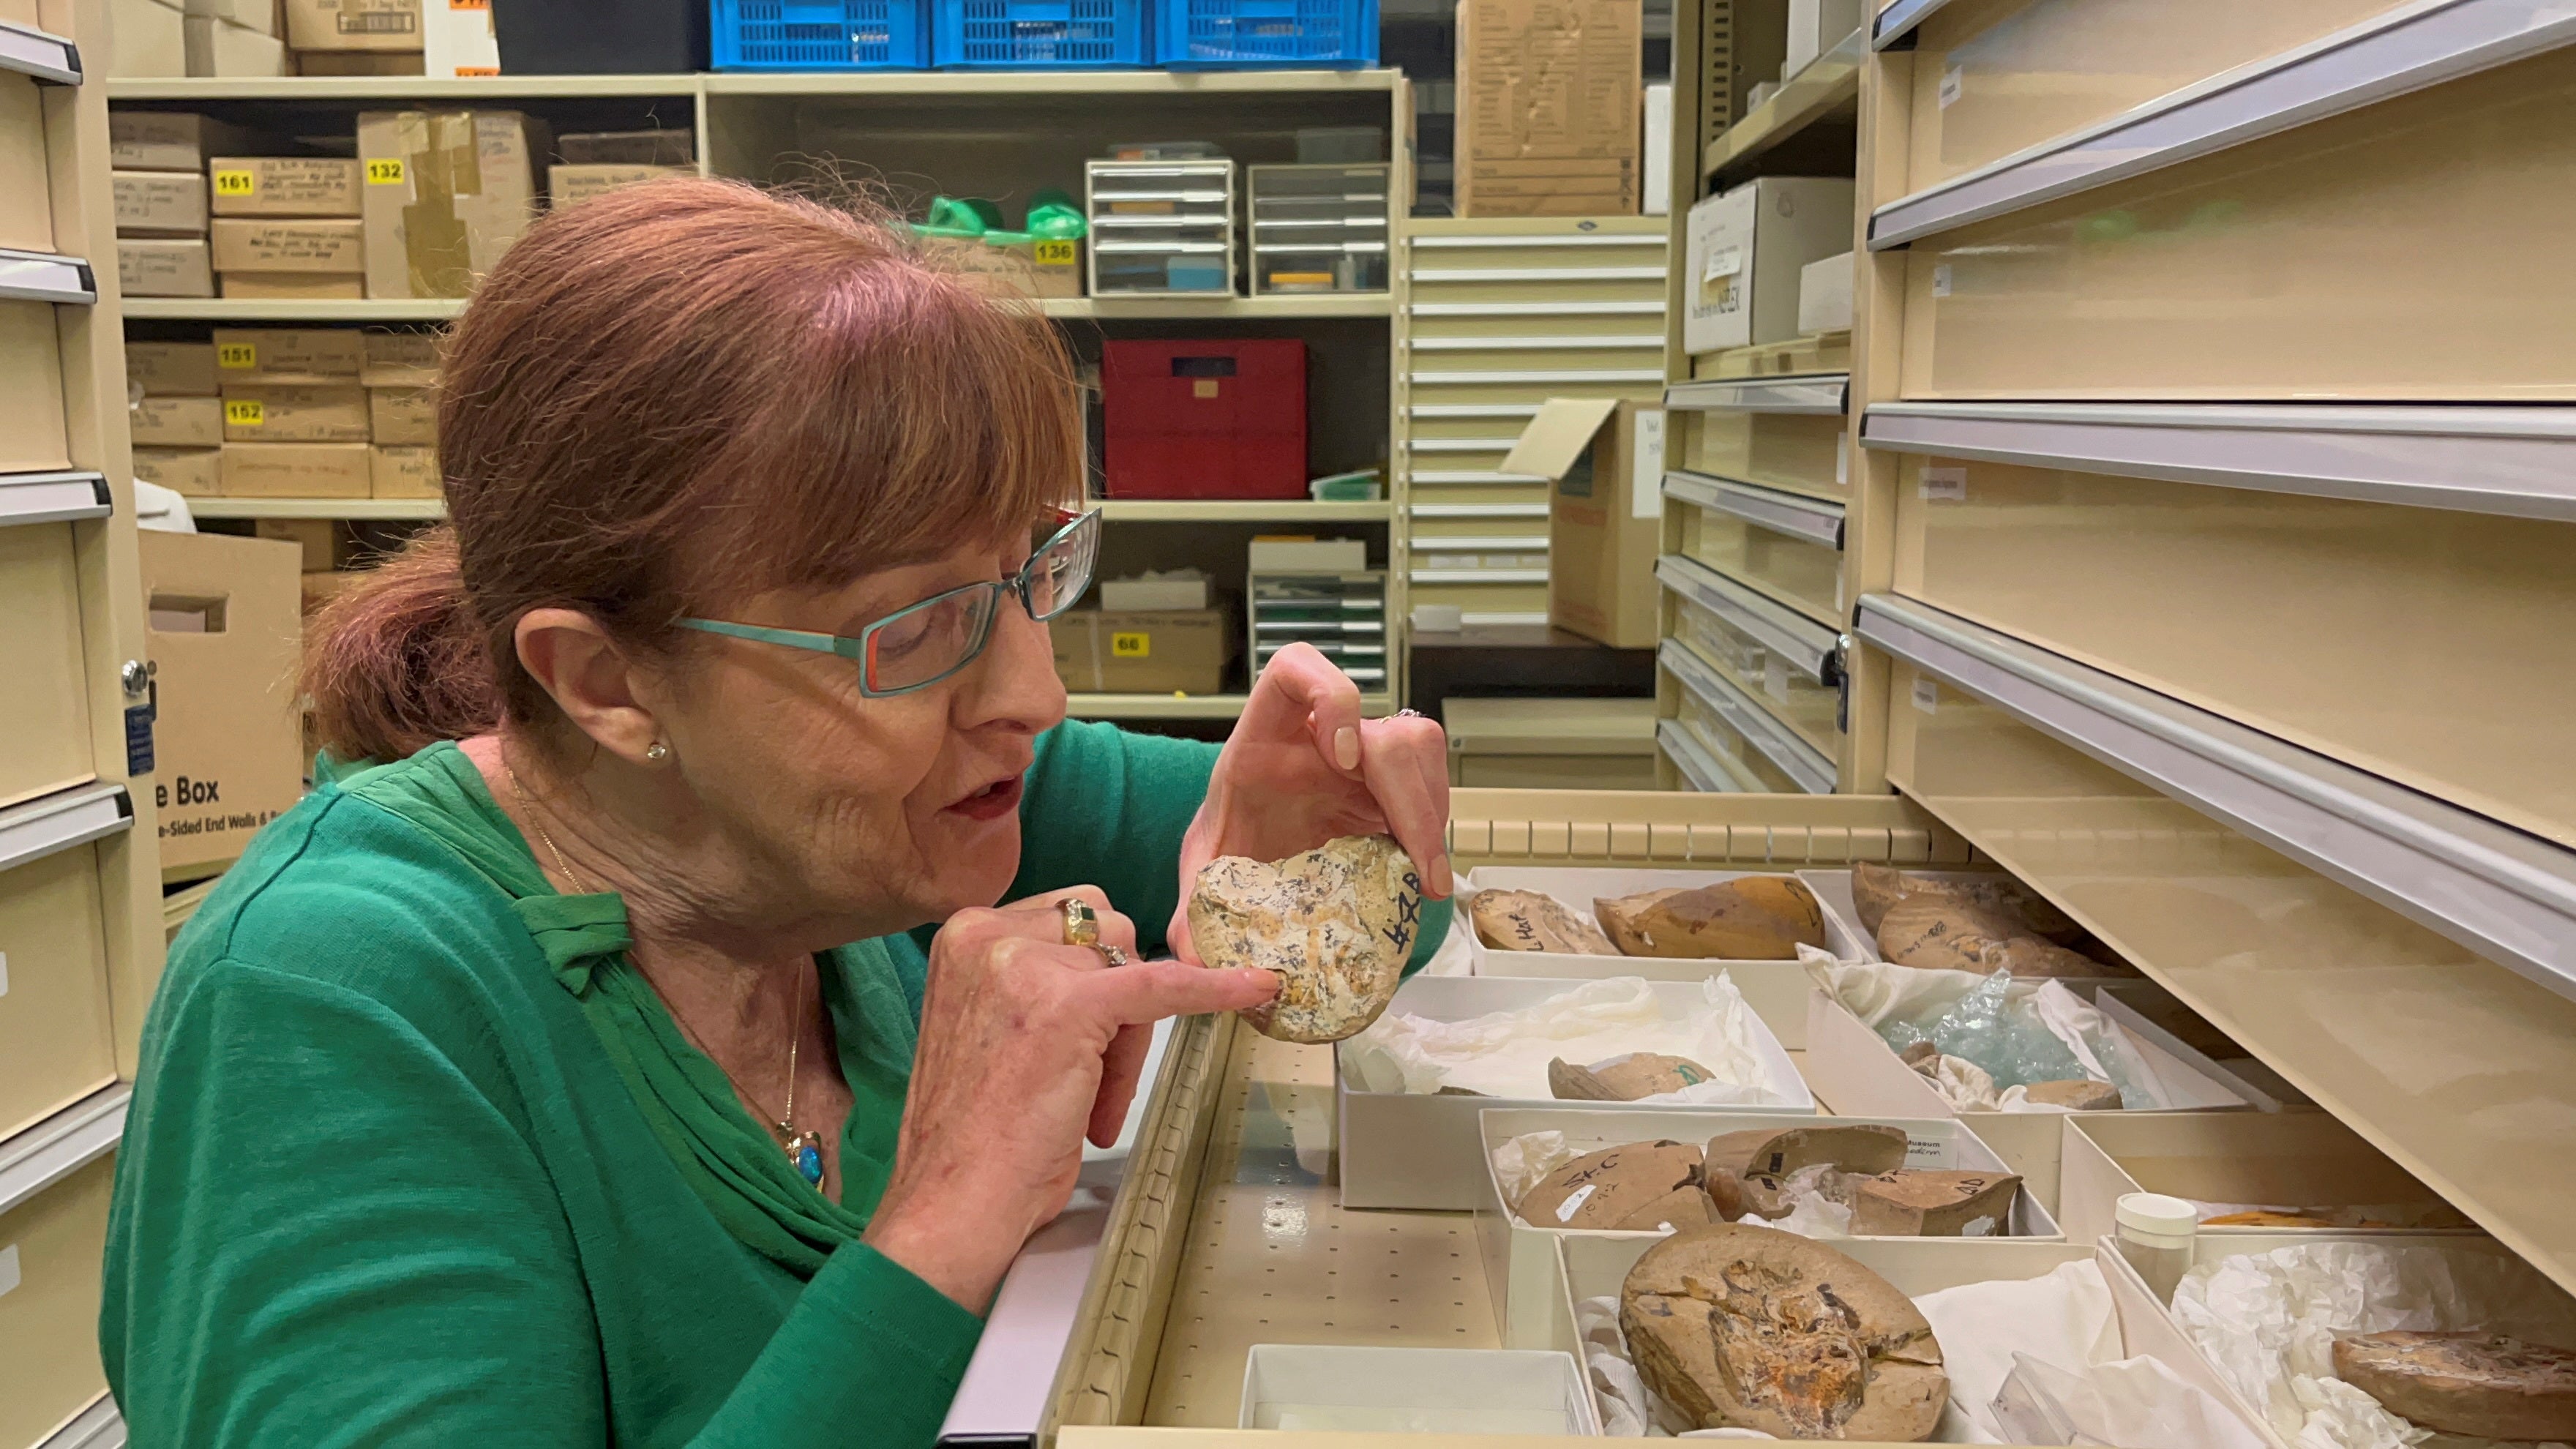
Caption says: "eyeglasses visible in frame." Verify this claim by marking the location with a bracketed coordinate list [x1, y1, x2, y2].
[678, 508, 1101, 697]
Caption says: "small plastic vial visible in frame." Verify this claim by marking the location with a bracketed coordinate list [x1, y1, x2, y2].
[2114, 1191, 2198, 1302]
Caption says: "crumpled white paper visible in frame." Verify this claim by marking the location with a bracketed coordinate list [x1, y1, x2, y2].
[1342, 975, 1795, 1105]
[1732, 1162, 1853, 1238]
[1577, 1260, 2265, 1445]
[2170, 1240, 2576, 1449]
[1492, 1130, 1578, 1207]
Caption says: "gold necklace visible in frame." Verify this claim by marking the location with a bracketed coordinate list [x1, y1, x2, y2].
[502, 755, 825, 1188]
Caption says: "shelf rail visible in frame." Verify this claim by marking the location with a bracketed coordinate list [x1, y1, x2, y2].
[0, 471, 111, 528]
[1663, 469, 1846, 548]
[1861, 402, 2576, 522]
[1869, 0, 2576, 247]
[1660, 640, 1838, 793]
[1664, 373, 1849, 416]
[1655, 553, 1843, 686]
[1857, 591, 2576, 1004]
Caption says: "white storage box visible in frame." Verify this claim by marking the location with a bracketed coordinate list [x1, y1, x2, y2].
[1338, 975, 1814, 1210]
[1238, 1344, 1602, 1434]
[2059, 1110, 2476, 1248]
[1466, 864, 1874, 1037]
[1554, 1232, 2261, 1443]
[2097, 1232, 2576, 1449]
[1476, 1104, 2059, 1348]
[1797, 249, 1854, 336]
[1682, 177, 1855, 356]
[2089, 980, 2307, 1111]
[1801, 987, 2255, 1213]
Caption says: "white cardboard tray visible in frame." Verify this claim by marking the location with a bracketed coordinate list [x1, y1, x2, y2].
[1550, 1232, 2265, 1445]
[1474, 1104, 2061, 1349]
[1238, 1344, 1603, 1435]
[1800, 987, 2255, 1214]
[2097, 1229, 2576, 1449]
[2059, 1109, 2482, 1248]
[1463, 865, 1875, 1044]
[1336, 975, 1814, 1211]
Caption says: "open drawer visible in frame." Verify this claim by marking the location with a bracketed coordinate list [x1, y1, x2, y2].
[1006, 730, 2576, 1442]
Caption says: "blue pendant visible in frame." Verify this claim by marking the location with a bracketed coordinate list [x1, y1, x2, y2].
[787, 1134, 824, 1186]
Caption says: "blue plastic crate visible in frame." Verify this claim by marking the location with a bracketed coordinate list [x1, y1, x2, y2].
[714, 0, 931, 69]
[933, 0, 1149, 67]
[1153, 0, 1375, 67]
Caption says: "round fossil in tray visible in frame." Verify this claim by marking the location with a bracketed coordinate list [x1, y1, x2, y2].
[1189, 834, 1422, 1044]
[1620, 1223, 1947, 1440]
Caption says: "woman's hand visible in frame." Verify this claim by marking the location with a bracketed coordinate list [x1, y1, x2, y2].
[865, 886, 1276, 1314]
[1167, 643, 1453, 965]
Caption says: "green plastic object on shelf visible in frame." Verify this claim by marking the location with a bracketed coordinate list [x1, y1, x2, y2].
[910, 190, 1088, 247]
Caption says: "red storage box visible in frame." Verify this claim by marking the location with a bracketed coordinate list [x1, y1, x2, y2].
[1101, 339, 1308, 499]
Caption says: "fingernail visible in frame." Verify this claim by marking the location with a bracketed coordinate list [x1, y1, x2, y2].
[1434, 855, 1455, 897]
[1333, 726, 1360, 771]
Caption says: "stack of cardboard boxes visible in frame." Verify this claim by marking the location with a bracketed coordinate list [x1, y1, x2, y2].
[1453, 0, 1644, 217]
[548, 130, 698, 211]
[111, 114, 239, 298]
[124, 330, 441, 501]
[209, 154, 364, 300]
[106, 108, 551, 301]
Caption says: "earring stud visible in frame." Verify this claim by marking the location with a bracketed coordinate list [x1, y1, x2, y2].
[645, 741, 670, 762]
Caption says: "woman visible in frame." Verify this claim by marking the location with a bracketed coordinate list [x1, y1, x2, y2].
[102, 179, 1453, 1448]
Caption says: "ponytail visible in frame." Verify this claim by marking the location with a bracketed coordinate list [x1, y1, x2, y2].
[301, 526, 501, 765]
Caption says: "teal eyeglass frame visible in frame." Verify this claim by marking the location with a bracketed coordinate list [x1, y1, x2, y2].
[677, 507, 1101, 698]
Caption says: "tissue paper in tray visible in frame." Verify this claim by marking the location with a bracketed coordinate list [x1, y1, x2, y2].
[1336, 974, 1813, 1211]
[1802, 970, 2255, 1207]
[1474, 1104, 2062, 1349]
[1465, 866, 1873, 1034]
[1554, 1232, 2270, 1442]
[2105, 1231, 2576, 1449]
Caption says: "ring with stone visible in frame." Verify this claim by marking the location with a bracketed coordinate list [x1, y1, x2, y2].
[1060, 896, 1101, 948]
[1097, 943, 1130, 968]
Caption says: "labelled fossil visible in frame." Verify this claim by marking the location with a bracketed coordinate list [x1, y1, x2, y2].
[1704, 1124, 1912, 1221]
[1471, 888, 1619, 955]
[1621, 1224, 1946, 1439]
[1188, 834, 1423, 1043]
[1875, 897, 2113, 978]
[1849, 861, 2081, 943]
[1517, 1140, 1710, 1231]
[2021, 1078, 2122, 1111]
[1549, 1052, 1718, 1102]
[1594, 877, 1827, 959]
[1847, 1170, 2020, 1237]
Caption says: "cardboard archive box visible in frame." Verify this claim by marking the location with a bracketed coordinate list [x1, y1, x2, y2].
[1503, 397, 1666, 648]
[131, 394, 223, 447]
[117, 237, 212, 297]
[208, 156, 362, 217]
[219, 441, 371, 497]
[1454, 0, 1642, 217]
[547, 163, 694, 210]
[1683, 176, 1857, 354]
[221, 383, 370, 443]
[359, 329, 438, 386]
[140, 531, 306, 876]
[112, 170, 209, 235]
[357, 111, 547, 299]
[128, 341, 218, 394]
[211, 326, 366, 381]
[132, 447, 220, 496]
[368, 385, 434, 444]
[107, 111, 252, 172]
[284, 0, 419, 50]
[370, 444, 439, 498]
[1052, 609, 1230, 694]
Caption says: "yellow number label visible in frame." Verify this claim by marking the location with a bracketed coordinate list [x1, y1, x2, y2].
[366, 158, 407, 186]
[216, 342, 257, 370]
[1033, 239, 1077, 266]
[212, 169, 255, 197]
[1109, 632, 1150, 659]
[224, 399, 265, 427]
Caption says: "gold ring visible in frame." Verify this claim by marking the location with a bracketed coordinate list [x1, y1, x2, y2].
[1060, 897, 1100, 948]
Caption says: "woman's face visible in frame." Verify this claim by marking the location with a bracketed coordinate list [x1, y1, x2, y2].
[651, 530, 1068, 940]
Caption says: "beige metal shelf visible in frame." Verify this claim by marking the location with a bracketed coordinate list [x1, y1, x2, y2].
[701, 69, 1401, 97]
[1703, 25, 1865, 185]
[184, 497, 447, 520]
[1063, 693, 1398, 720]
[123, 298, 464, 322]
[105, 74, 695, 100]
[123, 295, 1386, 323]
[1095, 500, 1389, 522]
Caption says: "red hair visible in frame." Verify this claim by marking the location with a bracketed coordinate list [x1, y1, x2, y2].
[303, 179, 1081, 763]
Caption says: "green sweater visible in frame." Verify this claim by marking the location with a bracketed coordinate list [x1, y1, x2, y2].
[102, 722, 1449, 1448]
